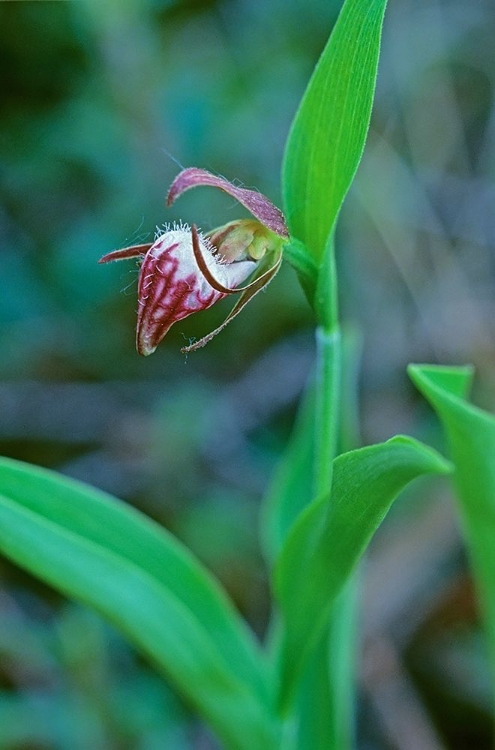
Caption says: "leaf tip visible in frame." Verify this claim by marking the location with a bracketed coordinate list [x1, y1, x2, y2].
[408, 363, 475, 401]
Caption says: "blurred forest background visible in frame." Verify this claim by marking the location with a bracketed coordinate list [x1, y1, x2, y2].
[1, 0, 495, 747]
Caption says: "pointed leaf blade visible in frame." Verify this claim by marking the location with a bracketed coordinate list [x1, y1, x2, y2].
[409, 363, 495, 689]
[274, 436, 451, 707]
[0, 458, 276, 748]
[282, 0, 388, 261]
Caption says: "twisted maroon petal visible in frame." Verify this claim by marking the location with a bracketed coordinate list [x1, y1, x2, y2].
[167, 168, 289, 239]
[98, 243, 152, 264]
[191, 224, 281, 296]
[181, 248, 283, 353]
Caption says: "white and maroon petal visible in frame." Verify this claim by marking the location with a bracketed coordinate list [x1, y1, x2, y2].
[167, 168, 289, 240]
[136, 229, 255, 356]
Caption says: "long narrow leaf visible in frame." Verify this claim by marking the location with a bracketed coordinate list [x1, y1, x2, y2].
[0, 459, 277, 749]
[295, 579, 358, 750]
[274, 436, 451, 708]
[282, 0, 388, 262]
[408, 364, 495, 693]
[261, 385, 315, 567]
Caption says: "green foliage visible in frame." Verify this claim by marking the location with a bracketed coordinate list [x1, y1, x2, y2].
[295, 581, 358, 750]
[282, 0, 388, 263]
[7, 0, 491, 747]
[273, 436, 451, 709]
[262, 330, 362, 748]
[282, 239, 319, 307]
[261, 385, 315, 566]
[0, 458, 277, 750]
[409, 365, 495, 695]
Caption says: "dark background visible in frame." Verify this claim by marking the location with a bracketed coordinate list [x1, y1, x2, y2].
[1, 0, 495, 747]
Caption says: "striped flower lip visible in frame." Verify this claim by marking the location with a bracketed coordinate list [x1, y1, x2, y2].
[102, 227, 256, 356]
[99, 168, 287, 355]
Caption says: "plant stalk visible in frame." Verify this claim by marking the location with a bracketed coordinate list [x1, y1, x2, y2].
[313, 237, 357, 750]
[314, 235, 341, 498]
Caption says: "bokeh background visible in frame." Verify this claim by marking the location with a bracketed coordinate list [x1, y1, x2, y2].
[1, 0, 495, 747]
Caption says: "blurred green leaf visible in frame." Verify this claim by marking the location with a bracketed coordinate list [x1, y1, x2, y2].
[274, 436, 451, 708]
[282, 0, 388, 262]
[296, 328, 363, 750]
[295, 580, 358, 750]
[282, 239, 318, 306]
[263, 330, 362, 745]
[0, 458, 278, 750]
[408, 364, 495, 692]
[261, 385, 315, 567]
[262, 384, 358, 747]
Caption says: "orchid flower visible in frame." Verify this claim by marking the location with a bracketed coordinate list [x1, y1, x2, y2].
[99, 168, 288, 355]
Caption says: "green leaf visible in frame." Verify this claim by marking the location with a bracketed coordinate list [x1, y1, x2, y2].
[295, 328, 363, 750]
[282, 239, 318, 306]
[261, 384, 315, 567]
[408, 364, 495, 689]
[263, 330, 362, 745]
[0, 458, 277, 750]
[262, 386, 358, 748]
[295, 579, 358, 750]
[282, 0, 388, 262]
[274, 436, 451, 708]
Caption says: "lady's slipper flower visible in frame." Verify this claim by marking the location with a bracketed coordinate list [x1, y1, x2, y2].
[99, 168, 288, 355]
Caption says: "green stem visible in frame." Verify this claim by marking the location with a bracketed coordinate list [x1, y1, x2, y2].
[310, 238, 358, 750]
[314, 235, 341, 497]
[314, 325, 342, 496]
